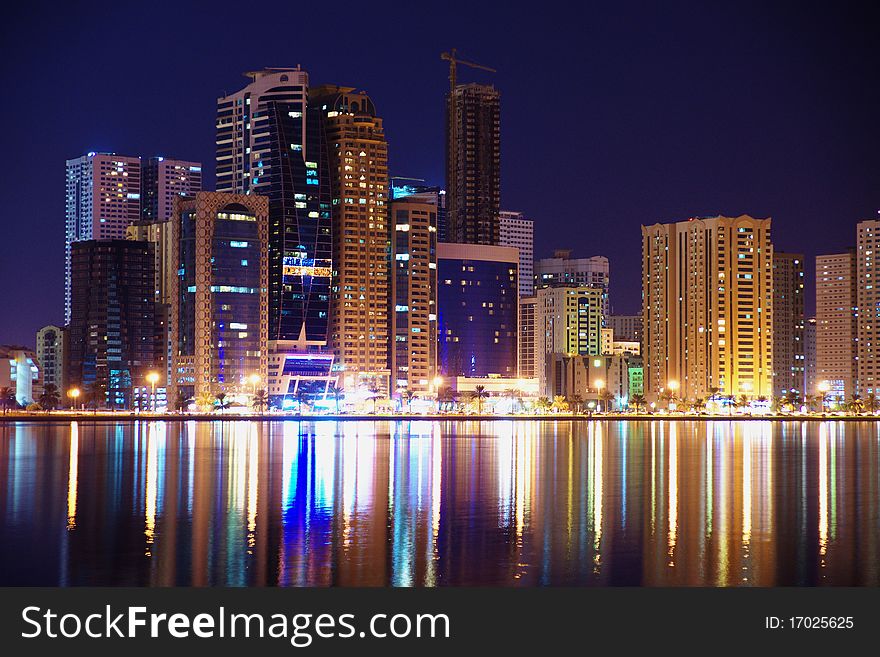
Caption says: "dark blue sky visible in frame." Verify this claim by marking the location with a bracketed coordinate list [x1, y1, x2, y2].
[1, 0, 878, 346]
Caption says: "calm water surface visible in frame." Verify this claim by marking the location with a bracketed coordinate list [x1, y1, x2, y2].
[1, 419, 879, 586]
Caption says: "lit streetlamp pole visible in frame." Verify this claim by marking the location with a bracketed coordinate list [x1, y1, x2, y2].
[146, 372, 159, 413]
[667, 380, 679, 412]
[69, 387, 81, 412]
[595, 379, 605, 413]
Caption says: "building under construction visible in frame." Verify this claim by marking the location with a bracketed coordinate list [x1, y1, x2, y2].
[443, 51, 500, 245]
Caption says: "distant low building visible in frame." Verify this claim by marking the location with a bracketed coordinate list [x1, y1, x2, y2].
[0, 346, 41, 405]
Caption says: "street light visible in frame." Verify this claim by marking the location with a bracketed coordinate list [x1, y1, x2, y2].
[667, 380, 679, 412]
[146, 372, 159, 413]
[68, 387, 81, 411]
[818, 380, 831, 413]
[595, 379, 605, 413]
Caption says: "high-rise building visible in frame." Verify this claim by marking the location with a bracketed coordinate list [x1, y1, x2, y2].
[438, 243, 518, 378]
[642, 215, 773, 400]
[390, 198, 438, 394]
[390, 177, 446, 239]
[607, 315, 643, 343]
[65, 153, 141, 324]
[815, 250, 857, 399]
[168, 192, 269, 402]
[772, 252, 805, 396]
[141, 157, 202, 222]
[535, 285, 604, 396]
[804, 317, 817, 396]
[499, 210, 534, 297]
[518, 296, 537, 379]
[446, 83, 500, 245]
[36, 325, 65, 392]
[65, 240, 158, 408]
[856, 220, 880, 395]
[535, 250, 610, 318]
[311, 85, 391, 393]
[216, 68, 332, 349]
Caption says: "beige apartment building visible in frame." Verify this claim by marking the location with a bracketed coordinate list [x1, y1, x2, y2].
[390, 198, 438, 394]
[642, 215, 773, 401]
[311, 86, 391, 393]
[856, 220, 880, 395]
[815, 250, 857, 399]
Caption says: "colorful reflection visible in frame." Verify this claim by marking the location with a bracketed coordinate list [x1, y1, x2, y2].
[0, 420, 879, 586]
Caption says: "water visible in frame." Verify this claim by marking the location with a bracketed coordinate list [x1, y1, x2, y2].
[0, 419, 878, 586]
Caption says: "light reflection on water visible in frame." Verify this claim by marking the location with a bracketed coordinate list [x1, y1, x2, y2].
[1, 419, 879, 587]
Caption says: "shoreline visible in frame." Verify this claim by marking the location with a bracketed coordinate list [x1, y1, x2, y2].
[2, 412, 879, 423]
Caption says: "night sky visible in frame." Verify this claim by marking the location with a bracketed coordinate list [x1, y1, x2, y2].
[1, 0, 878, 346]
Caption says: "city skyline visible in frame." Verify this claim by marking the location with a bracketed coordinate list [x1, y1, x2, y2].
[2, 1, 879, 346]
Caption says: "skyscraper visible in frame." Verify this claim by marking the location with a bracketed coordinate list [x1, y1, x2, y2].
[772, 252, 805, 396]
[607, 315, 643, 343]
[390, 197, 438, 394]
[65, 153, 141, 324]
[168, 192, 269, 402]
[66, 240, 157, 408]
[856, 220, 880, 395]
[815, 250, 857, 399]
[446, 83, 500, 245]
[36, 325, 65, 392]
[437, 243, 518, 378]
[216, 68, 331, 349]
[499, 210, 534, 297]
[642, 215, 774, 400]
[534, 250, 610, 318]
[141, 157, 202, 222]
[311, 85, 391, 393]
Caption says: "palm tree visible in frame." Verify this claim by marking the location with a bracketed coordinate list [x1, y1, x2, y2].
[788, 392, 803, 411]
[866, 393, 880, 415]
[805, 394, 822, 414]
[85, 382, 106, 413]
[252, 388, 268, 413]
[295, 387, 309, 415]
[503, 388, 520, 413]
[535, 397, 551, 414]
[599, 389, 615, 413]
[400, 389, 415, 414]
[175, 390, 191, 413]
[569, 394, 584, 414]
[773, 394, 789, 414]
[551, 395, 569, 413]
[327, 384, 344, 414]
[848, 393, 865, 415]
[365, 381, 381, 415]
[0, 386, 16, 414]
[195, 391, 214, 412]
[659, 388, 676, 410]
[692, 397, 706, 413]
[437, 386, 457, 413]
[215, 391, 229, 413]
[736, 395, 750, 414]
[707, 386, 720, 404]
[470, 385, 489, 415]
[630, 394, 647, 413]
[38, 383, 60, 411]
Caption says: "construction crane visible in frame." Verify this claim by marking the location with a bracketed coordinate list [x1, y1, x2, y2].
[441, 49, 496, 241]
[440, 48, 496, 94]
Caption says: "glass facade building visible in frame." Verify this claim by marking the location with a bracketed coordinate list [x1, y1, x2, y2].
[169, 192, 269, 401]
[437, 243, 518, 378]
[65, 239, 157, 408]
[216, 68, 331, 347]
